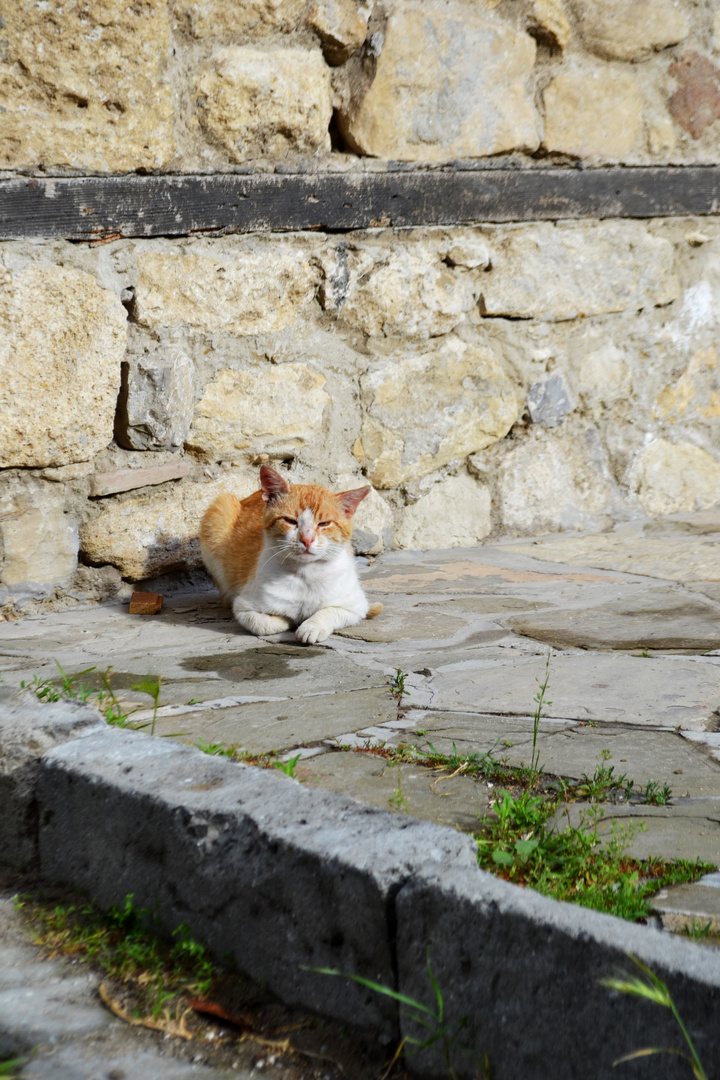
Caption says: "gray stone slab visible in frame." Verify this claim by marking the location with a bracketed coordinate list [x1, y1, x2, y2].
[22, 1044, 242, 1080]
[360, 557, 621, 596]
[507, 531, 720, 583]
[557, 801, 720, 864]
[0, 978, 112, 1058]
[428, 596, 556, 615]
[399, 711, 720, 796]
[155, 686, 398, 755]
[297, 750, 489, 831]
[395, 864, 720, 1080]
[506, 586, 720, 652]
[0, 692, 103, 867]
[335, 608, 468, 642]
[410, 652, 720, 729]
[652, 882, 720, 933]
[37, 725, 476, 1036]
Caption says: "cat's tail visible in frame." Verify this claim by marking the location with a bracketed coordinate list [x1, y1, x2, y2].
[366, 603, 383, 620]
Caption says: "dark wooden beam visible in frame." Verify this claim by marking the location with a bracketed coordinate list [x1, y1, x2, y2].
[2, 168, 720, 240]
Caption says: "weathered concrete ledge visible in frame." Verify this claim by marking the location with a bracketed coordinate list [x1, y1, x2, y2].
[3, 693, 720, 1079]
[2, 168, 720, 240]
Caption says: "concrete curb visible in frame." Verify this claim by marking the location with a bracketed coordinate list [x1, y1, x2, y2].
[3, 694, 720, 1079]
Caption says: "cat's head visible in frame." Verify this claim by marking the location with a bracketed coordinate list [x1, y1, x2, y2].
[259, 464, 370, 563]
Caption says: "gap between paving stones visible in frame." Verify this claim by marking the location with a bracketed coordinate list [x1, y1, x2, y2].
[3, 691, 720, 1080]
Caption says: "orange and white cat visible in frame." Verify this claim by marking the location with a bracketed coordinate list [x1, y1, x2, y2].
[199, 465, 381, 644]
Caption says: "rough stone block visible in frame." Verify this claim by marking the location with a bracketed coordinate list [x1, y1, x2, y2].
[630, 439, 720, 515]
[481, 223, 678, 320]
[0, 265, 127, 468]
[171, 0, 305, 38]
[572, 0, 689, 61]
[543, 69, 643, 160]
[188, 365, 330, 460]
[528, 0, 571, 50]
[36, 728, 476, 1033]
[90, 463, 191, 498]
[526, 375, 573, 427]
[340, 5, 540, 161]
[395, 865, 720, 1079]
[0, 478, 78, 589]
[79, 470, 257, 580]
[195, 47, 332, 161]
[134, 246, 318, 335]
[394, 474, 492, 551]
[307, 0, 370, 64]
[669, 52, 720, 141]
[115, 347, 195, 452]
[0, 0, 173, 171]
[336, 478, 393, 556]
[654, 347, 720, 425]
[360, 339, 520, 488]
[322, 242, 481, 339]
[0, 692, 103, 869]
[498, 428, 617, 534]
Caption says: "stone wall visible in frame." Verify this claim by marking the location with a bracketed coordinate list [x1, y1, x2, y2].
[1, 0, 720, 615]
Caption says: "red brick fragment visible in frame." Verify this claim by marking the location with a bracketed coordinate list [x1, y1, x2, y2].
[129, 591, 163, 615]
[669, 52, 720, 140]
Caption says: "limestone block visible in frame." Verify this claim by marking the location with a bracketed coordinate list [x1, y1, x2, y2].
[526, 376, 573, 427]
[172, 0, 305, 37]
[543, 69, 643, 160]
[0, 265, 127, 469]
[90, 463, 191, 498]
[481, 223, 678, 320]
[0, 0, 173, 171]
[308, 0, 371, 64]
[340, 6, 540, 161]
[360, 338, 521, 489]
[631, 440, 720, 516]
[572, 0, 688, 62]
[0, 479, 78, 588]
[394, 474, 491, 550]
[134, 247, 318, 335]
[115, 347, 195, 452]
[528, 0, 571, 50]
[669, 52, 720, 141]
[195, 48, 332, 161]
[498, 430, 617, 534]
[325, 245, 481, 338]
[188, 365, 330, 459]
[574, 344, 631, 408]
[654, 348, 720, 424]
[80, 472, 257, 580]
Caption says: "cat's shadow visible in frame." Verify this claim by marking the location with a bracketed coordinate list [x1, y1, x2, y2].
[155, 593, 307, 645]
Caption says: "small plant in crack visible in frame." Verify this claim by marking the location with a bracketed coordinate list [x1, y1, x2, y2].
[643, 779, 672, 806]
[389, 668, 410, 703]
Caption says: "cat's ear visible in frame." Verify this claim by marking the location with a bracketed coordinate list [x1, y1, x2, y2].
[336, 486, 371, 518]
[260, 464, 290, 503]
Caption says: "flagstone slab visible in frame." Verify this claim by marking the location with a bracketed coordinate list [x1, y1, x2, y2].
[408, 652, 720, 730]
[296, 750, 489, 832]
[506, 587, 720, 652]
[652, 879, 720, 933]
[155, 686, 397, 755]
[397, 711, 720, 798]
[335, 608, 468, 642]
[558, 800, 720, 864]
[506, 533, 720, 583]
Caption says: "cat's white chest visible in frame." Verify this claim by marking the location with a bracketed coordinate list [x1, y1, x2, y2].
[242, 542, 367, 622]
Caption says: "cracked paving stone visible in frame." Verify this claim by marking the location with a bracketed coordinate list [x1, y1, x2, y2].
[651, 875, 720, 933]
[407, 652, 720, 730]
[154, 686, 398, 755]
[505, 586, 720, 652]
[335, 608, 467, 642]
[556, 801, 720, 864]
[397, 711, 720, 797]
[296, 750, 489, 831]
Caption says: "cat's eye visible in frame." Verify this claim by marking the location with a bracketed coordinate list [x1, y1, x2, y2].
[281, 516, 298, 526]
[318, 521, 334, 528]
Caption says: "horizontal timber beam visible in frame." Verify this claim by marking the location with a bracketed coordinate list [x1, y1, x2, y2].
[2, 167, 720, 240]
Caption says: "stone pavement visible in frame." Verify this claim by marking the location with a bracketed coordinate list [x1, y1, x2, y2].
[1, 507, 720, 932]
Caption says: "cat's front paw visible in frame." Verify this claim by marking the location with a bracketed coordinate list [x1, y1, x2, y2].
[295, 618, 331, 644]
[236, 610, 292, 637]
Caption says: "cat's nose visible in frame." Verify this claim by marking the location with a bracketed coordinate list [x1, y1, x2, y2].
[299, 533, 314, 550]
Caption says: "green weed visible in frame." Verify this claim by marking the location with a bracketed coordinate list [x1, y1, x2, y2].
[314, 951, 488, 1080]
[15, 892, 215, 1019]
[271, 753, 302, 779]
[389, 668, 410, 702]
[195, 739, 238, 758]
[572, 750, 634, 804]
[388, 764, 409, 812]
[0, 1060, 26, 1078]
[685, 918, 713, 941]
[643, 779, 672, 806]
[530, 650, 552, 783]
[22, 662, 163, 733]
[601, 955, 708, 1079]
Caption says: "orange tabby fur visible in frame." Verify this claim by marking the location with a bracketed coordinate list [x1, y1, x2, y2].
[199, 468, 382, 642]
